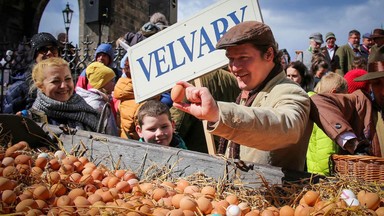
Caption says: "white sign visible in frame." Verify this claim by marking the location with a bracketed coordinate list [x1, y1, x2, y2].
[128, 0, 263, 103]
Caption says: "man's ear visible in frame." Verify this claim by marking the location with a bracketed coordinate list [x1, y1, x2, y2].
[265, 47, 274, 61]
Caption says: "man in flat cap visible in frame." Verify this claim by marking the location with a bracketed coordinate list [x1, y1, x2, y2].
[173, 21, 312, 171]
[321, 32, 339, 72]
[310, 59, 384, 157]
[360, 33, 374, 60]
[297, 32, 324, 70]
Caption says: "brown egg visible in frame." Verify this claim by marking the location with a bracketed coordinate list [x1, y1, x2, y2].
[161, 181, 176, 188]
[34, 157, 48, 169]
[73, 161, 84, 172]
[179, 196, 198, 211]
[91, 169, 104, 181]
[361, 192, 380, 210]
[279, 205, 294, 216]
[49, 158, 60, 170]
[48, 171, 61, 184]
[107, 176, 120, 188]
[26, 209, 43, 216]
[153, 187, 168, 201]
[213, 199, 230, 215]
[83, 167, 95, 175]
[295, 204, 314, 216]
[183, 209, 195, 216]
[201, 186, 216, 199]
[5, 141, 29, 158]
[35, 199, 48, 213]
[2, 165, 17, 177]
[153, 208, 167, 216]
[15, 199, 38, 212]
[114, 170, 126, 178]
[171, 193, 185, 208]
[16, 163, 30, 175]
[376, 207, 384, 216]
[184, 185, 200, 194]
[167, 209, 184, 216]
[238, 202, 251, 215]
[69, 172, 82, 183]
[59, 164, 74, 175]
[245, 210, 261, 216]
[68, 188, 86, 200]
[80, 174, 95, 185]
[51, 183, 67, 197]
[171, 84, 185, 103]
[84, 161, 97, 170]
[303, 190, 320, 206]
[140, 182, 154, 193]
[33, 185, 50, 200]
[74, 196, 91, 207]
[101, 190, 118, 203]
[30, 166, 43, 178]
[56, 195, 73, 207]
[261, 209, 275, 216]
[226, 194, 239, 205]
[128, 178, 139, 187]
[315, 200, 337, 213]
[176, 179, 190, 192]
[116, 181, 131, 192]
[123, 171, 137, 181]
[78, 156, 89, 165]
[1, 157, 15, 167]
[2, 189, 16, 204]
[197, 196, 213, 214]
[0, 176, 14, 191]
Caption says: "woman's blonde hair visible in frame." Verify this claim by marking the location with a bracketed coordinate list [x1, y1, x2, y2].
[31, 57, 69, 90]
[314, 72, 348, 93]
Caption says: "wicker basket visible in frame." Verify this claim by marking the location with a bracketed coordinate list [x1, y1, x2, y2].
[331, 154, 384, 182]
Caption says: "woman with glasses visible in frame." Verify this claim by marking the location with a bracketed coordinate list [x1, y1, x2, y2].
[3, 32, 59, 114]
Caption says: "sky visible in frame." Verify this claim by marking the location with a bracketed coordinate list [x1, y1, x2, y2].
[40, 0, 383, 59]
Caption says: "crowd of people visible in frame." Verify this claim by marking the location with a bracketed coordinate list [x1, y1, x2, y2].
[2, 12, 384, 176]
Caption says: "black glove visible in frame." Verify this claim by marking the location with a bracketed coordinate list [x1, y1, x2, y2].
[344, 138, 370, 155]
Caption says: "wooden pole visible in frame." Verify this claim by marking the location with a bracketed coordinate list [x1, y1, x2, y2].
[194, 77, 216, 155]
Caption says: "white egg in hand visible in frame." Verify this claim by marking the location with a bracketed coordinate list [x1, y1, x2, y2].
[226, 204, 241, 216]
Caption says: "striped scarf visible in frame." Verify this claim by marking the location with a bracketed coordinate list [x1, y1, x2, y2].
[32, 90, 100, 131]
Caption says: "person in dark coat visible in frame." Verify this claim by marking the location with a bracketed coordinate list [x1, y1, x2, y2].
[3, 32, 59, 113]
[321, 32, 339, 72]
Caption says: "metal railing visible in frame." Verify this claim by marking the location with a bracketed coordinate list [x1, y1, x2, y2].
[0, 37, 126, 113]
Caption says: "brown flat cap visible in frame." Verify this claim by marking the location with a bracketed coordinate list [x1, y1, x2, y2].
[216, 21, 276, 49]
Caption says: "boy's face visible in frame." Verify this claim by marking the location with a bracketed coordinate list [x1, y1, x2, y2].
[136, 114, 175, 146]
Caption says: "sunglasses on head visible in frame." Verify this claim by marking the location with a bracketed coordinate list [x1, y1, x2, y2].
[37, 46, 58, 54]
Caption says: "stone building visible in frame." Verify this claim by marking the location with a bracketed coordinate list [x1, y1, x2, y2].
[0, 0, 178, 47]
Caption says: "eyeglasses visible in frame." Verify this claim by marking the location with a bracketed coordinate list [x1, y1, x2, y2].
[37, 46, 58, 54]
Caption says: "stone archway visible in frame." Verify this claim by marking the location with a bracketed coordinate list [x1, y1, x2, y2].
[0, 0, 49, 45]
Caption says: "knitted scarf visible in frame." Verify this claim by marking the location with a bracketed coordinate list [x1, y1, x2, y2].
[32, 90, 100, 132]
[217, 64, 283, 159]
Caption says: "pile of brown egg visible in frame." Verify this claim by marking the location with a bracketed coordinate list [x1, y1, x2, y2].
[0, 141, 383, 216]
